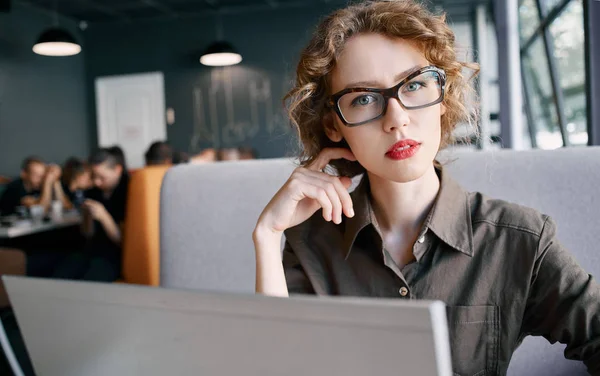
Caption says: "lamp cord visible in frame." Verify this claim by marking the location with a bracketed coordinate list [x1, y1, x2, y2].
[215, 12, 224, 41]
[53, 0, 59, 26]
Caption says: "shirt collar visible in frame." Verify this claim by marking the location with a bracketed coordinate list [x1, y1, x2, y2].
[342, 176, 373, 258]
[427, 168, 474, 256]
[342, 167, 473, 258]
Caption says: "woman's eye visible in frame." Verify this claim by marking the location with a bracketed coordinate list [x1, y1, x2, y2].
[352, 95, 377, 106]
[405, 82, 423, 92]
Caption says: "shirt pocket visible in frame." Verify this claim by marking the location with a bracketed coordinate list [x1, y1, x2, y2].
[446, 305, 499, 376]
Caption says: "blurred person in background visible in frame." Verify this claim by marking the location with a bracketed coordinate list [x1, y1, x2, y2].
[238, 146, 258, 160]
[107, 145, 128, 176]
[144, 141, 173, 166]
[0, 148, 130, 375]
[173, 151, 190, 164]
[71, 148, 130, 281]
[217, 148, 240, 161]
[0, 156, 58, 215]
[0, 148, 130, 287]
[56, 157, 92, 210]
[190, 148, 217, 164]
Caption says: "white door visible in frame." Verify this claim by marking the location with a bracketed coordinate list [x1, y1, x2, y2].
[95, 72, 166, 169]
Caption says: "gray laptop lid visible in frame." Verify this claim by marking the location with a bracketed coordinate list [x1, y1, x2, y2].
[4, 276, 452, 376]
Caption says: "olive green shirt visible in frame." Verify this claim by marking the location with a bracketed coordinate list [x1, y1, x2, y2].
[283, 168, 600, 376]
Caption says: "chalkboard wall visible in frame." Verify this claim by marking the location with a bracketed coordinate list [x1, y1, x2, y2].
[84, 5, 344, 159]
[0, 5, 88, 176]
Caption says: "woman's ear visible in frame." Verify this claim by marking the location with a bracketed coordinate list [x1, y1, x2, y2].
[440, 102, 447, 116]
[324, 113, 343, 142]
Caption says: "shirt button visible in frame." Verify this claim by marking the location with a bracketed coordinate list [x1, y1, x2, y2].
[417, 235, 425, 243]
[399, 287, 409, 297]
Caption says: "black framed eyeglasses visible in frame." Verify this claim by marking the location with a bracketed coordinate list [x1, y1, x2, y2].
[327, 65, 447, 127]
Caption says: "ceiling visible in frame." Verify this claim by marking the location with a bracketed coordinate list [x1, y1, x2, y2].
[17, 0, 491, 24]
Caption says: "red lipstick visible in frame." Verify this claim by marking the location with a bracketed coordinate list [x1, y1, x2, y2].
[385, 139, 421, 160]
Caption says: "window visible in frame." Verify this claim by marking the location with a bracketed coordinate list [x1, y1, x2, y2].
[519, 0, 587, 148]
[548, 0, 587, 145]
[540, 0, 567, 14]
[522, 39, 562, 148]
[519, 0, 540, 43]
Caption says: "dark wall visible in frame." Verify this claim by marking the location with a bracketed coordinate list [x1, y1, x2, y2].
[0, 5, 89, 177]
[83, 5, 342, 159]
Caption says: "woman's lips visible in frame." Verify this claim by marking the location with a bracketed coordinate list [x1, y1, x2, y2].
[385, 139, 421, 161]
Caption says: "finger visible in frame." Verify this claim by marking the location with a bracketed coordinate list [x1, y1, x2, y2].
[331, 176, 354, 218]
[292, 180, 333, 222]
[301, 169, 354, 220]
[307, 148, 356, 172]
[317, 179, 343, 224]
[307, 186, 334, 222]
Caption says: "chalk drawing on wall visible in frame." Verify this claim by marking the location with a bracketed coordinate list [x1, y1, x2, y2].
[190, 87, 215, 152]
[190, 66, 290, 152]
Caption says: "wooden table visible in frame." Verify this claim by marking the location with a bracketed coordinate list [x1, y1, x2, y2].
[0, 212, 81, 239]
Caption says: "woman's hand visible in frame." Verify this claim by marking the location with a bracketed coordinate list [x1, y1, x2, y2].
[255, 148, 357, 237]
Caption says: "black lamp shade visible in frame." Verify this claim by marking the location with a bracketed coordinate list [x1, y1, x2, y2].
[204, 41, 236, 55]
[33, 28, 81, 56]
[200, 41, 242, 66]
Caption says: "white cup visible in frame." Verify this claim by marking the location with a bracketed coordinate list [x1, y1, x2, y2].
[29, 205, 45, 223]
[51, 200, 63, 219]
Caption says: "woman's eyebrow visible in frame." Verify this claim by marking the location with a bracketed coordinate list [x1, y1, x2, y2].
[343, 65, 422, 89]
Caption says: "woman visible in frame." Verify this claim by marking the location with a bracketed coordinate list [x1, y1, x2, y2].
[253, 1, 600, 375]
[59, 157, 92, 209]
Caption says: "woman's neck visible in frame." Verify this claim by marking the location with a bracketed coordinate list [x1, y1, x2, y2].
[368, 164, 440, 235]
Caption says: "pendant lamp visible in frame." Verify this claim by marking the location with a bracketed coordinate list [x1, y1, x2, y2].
[33, 0, 81, 57]
[200, 41, 242, 66]
[33, 28, 81, 56]
[200, 13, 241, 67]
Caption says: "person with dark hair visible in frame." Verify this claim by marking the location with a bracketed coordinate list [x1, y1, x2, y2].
[0, 156, 58, 215]
[60, 147, 130, 281]
[172, 151, 190, 164]
[56, 157, 92, 209]
[144, 141, 173, 166]
[107, 145, 128, 174]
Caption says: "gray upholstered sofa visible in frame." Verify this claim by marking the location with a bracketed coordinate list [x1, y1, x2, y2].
[161, 147, 600, 375]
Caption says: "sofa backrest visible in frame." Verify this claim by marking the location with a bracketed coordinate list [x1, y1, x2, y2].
[442, 147, 597, 376]
[160, 159, 296, 292]
[122, 165, 170, 286]
[161, 147, 600, 375]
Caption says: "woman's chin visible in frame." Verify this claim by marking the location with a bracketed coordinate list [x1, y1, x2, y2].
[366, 159, 434, 184]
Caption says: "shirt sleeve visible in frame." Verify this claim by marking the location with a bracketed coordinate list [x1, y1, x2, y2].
[110, 178, 129, 224]
[522, 216, 600, 374]
[0, 181, 21, 215]
[112, 192, 127, 224]
[282, 240, 316, 295]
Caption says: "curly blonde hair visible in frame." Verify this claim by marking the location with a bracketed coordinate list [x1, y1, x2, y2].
[285, 0, 479, 177]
